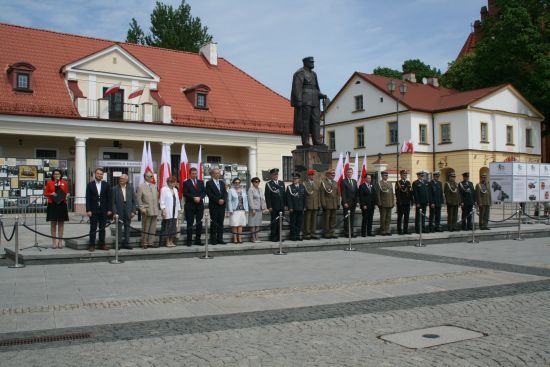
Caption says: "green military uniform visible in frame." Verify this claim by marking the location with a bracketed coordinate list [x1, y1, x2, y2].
[475, 177, 491, 230]
[303, 175, 321, 239]
[320, 174, 339, 238]
[444, 174, 461, 231]
[376, 173, 395, 235]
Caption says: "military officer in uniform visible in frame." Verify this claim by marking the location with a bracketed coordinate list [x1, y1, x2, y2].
[265, 168, 286, 242]
[286, 173, 306, 241]
[359, 174, 376, 237]
[303, 169, 320, 239]
[412, 171, 431, 234]
[475, 173, 491, 230]
[341, 168, 358, 237]
[444, 172, 461, 231]
[376, 171, 394, 235]
[320, 169, 339, 238]
[395, 169, 413, 235]
[428, 171, 444, 232]
[459, 171, 475, 230]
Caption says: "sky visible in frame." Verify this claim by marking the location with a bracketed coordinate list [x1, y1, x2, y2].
[0, 0, 486, 99]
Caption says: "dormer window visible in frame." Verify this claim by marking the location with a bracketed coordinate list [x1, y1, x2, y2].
[182, 84, 211, 110]
[7, 62, 35, 92]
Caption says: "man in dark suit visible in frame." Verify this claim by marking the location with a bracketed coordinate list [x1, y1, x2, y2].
[265, 168, 286, 242]
[428, 171, 444, 232]
[286, 173, 306, 241]
[86, 167, 112, 251]
[459, 171, 475, 230]
[112, 174, 138, 249]
[412, 171, 431, 234]
[205, 167, 227, 245]
[359, 174, 376, 237]
[183, 167, 206, 246]
[395, 170, 413, 235]
[341, 168, 358, 238]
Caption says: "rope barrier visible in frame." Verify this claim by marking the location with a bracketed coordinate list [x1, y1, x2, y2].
[21, 221, 113, 240]
[522, 212, 549, 221]
[483, 211, 518, 223]
[0, 221, 17, 242]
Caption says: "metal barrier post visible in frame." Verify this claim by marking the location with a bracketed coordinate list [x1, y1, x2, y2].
[344, 211, 356, 251]
[200, 211, 213, 259]
[21, 198, 48, 251]
[415, 211, 425, 247]
[0, 214, 5, 259]
[109, 214, 123, 264]
[514, 209, 524, 241]
[468, 207, 479, 244]
[8, 217, 25, 268]
[274, 211, 287, 255]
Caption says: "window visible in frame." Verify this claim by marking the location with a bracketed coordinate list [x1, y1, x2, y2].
[354, 95, 363, 111]
[7, 62, 35, 92]
[102, 152, 129, 160]
[480, 122, 489, 143]
[419, 124, 428, 144]
[388, 121, 398, 144]
[327, 131, 336, 151]
[526, 128, 533, 147]
[17, 73, 29, 89]
[506, 126, 514, 145]
[355, 126, 365, 148]
[440, 124, 451, 143]
[197, 93, 207, 108]
[282, 156, 293, 181]
[35, 149, 57, 159]
[206, 155, 222, 164]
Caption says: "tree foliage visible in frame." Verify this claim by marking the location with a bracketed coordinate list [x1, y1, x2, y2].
[373, 59, 441, 81]
[126, 0, 213, 53]
[373, 66, 402, 79]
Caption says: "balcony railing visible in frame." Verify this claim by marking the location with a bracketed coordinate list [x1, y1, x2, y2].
[77, 98, 164, 123]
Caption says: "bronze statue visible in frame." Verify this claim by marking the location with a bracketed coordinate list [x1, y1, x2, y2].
[291, 56, 327, 147]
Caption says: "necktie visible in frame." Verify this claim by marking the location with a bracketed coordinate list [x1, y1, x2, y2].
[193, 180, 197, 188]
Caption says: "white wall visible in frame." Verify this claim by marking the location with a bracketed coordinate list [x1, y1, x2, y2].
[433, 110, 469, 152]
[473, 88, 538, 117]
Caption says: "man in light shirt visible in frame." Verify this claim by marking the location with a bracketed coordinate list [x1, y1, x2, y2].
[136, 172, 160, 249]
[112, 174, 138, 249]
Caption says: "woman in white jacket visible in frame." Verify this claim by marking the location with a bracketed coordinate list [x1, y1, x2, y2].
[227, 178, 248, 243]
[159, 176, 182, 247]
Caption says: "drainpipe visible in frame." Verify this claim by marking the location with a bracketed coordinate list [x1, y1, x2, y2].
[431, 113, 436, 172]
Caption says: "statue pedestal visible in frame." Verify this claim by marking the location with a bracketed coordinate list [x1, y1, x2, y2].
[292, 145, 332, 177]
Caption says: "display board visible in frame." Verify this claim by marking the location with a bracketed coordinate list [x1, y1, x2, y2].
[490, 162, 548, 203]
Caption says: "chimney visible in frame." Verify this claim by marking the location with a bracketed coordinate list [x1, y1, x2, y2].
[427, 77, 439, 88]
[480, 6, 488, 21]
[402, 72, 416, 83]
[473, 20, 481, 34]
[488, 0, 498, 16]
[199, 42, 218, 66]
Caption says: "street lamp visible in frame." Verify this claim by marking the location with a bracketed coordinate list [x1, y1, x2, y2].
[387, 79, 408, 178]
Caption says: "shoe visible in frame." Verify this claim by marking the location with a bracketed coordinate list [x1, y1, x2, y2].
[121, 246, 133, 250]
[331, 235, 338, 239]
[368, 234, 376, 237]
[311, 236, 320, 240]
[208, 240, 216, 245]
[218, 241, 227, 245]
[88, 245, 95, 252]
[303, 236, 311, 240]
[194, 240, 203, 246]
[58, 240, 64, 249]
[100, 244, 108, 251]
[186, 241, 192, 247]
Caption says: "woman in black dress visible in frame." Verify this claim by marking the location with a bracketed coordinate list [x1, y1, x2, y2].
[44, 169, 69, 248]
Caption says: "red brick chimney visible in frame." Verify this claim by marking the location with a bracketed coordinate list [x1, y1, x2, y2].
[480, 6, 489, 21]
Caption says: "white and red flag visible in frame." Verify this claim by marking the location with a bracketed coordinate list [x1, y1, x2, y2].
[359, 152, 368, 185]
[352, 152, 359, 182]
[343, 152, 350, 180]
[158, 144, 171, 193]
[400, 140, 415, 154]
[128, 86, 145, 99]
[197, 145, 203, 180]
[104, 82, 121, 97]
[146, 142, 156, 184]
[334, 152, 344, 189]
[178, 144, 190, 199]
[139, 141, 148, 186]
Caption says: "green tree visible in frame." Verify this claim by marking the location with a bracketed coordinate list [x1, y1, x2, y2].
[126, 0, 213, 53]
[373, 66, 402, 79]
[402, 59, 441, 81]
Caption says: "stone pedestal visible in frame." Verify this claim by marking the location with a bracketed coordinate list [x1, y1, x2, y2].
[292, 144, 332, 177]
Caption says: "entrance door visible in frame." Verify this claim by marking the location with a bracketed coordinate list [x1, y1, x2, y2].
[105, 167, 129, 187]
[103, 87, 124, 120]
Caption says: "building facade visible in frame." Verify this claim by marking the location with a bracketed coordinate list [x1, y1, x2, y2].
[324, 72, 544, 182]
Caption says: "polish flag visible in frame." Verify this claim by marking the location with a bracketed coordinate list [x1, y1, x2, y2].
[138, 141, 148, 186]
[146, 142, 156, 184]
[360, 153, 368, 185]
[197, 145, 203, 180]
[178, 144, 189, 199]
[104, 82, 121, 97]
[343, 152, 350, 179]
[400, 140, 415, 154]
[158, 144, 171, 193]
[352, 152, 359, 182]
[334, 152, 344, 188]
[128, 86, 145, 99]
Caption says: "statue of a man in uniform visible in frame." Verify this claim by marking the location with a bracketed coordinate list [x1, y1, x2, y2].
[291, 56, 327, 147]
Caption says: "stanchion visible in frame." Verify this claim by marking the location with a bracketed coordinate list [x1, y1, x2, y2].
[467, 207, 479, 244]
[21, 204, 48, 251]
[274, 211, 287, 255]
[8, 217, 25, 268]
[200, 211, 213, 259]
[0, 214, 5, 259]
[514, 209, 524, 241]
[344, 211, 356, 251]
[109, 214, 124, 264]
[415, 212, 425, 247]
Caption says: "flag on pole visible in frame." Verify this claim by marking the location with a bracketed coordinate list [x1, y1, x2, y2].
[104, 82, 121, 97]
[334, 152, 344, 189]
[158, 144, 171, 193]
[343, 152, 350, 179]
[352, 152, 359, 182]
[197, 145, 203, 180]
[400, 140, 414, 154]
[128, 86, 145, 99]
[146, 142, 156, 184]
[360, 152, 368, 185]
[139, 141, 148, 187]
[178, 144, 189, 199]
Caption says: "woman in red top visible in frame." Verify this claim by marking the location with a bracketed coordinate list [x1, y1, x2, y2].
[44, 169, 69, 248]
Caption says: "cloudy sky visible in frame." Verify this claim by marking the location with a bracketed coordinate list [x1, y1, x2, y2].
[1, 0, 485, 98]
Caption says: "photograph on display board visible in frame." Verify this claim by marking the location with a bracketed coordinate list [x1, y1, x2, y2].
[527, 163, 539, 177]
[489, 162, 513, 176]
[540, 178, 550, 202]
[526, 177, 539, 202]
[490, 176, 512, 202]
[540, 164, 550, 177]
[19, 165, 38, 181]
[512, 162, 527, 176]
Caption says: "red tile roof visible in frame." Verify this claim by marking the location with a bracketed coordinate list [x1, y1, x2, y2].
[0, 23, 293, 135]
[456, 32, 479, 60]
[341, 72, 505, 113]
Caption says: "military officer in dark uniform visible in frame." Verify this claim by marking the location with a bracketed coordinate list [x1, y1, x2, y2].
[265, 168, 286, 242]
[359, 174, 376, 237]
[475, 173, 491, 230]
[341, 168, 358, 237]
[412, 171, 431, 234]
[395, 169, 413, 235]
[428, 171, 444, 232]
[459, 171, 475, 230]
[286, 173, 306, 241]
[376, 171, 394, 235]
[444, 172, 461, 231]
[290, 57, 327, 146]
